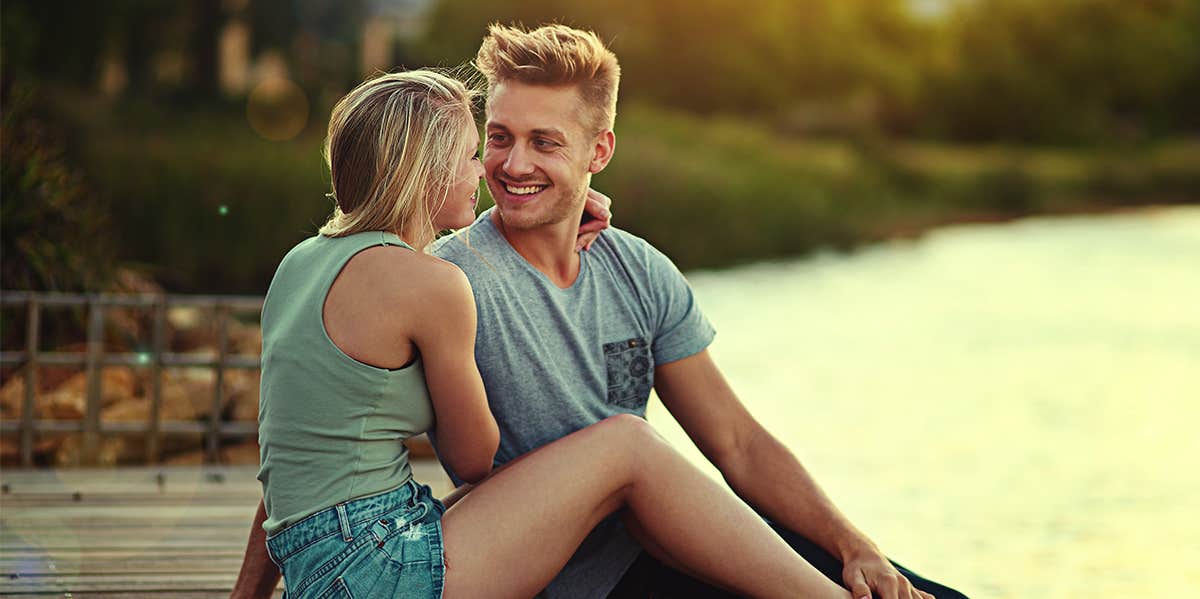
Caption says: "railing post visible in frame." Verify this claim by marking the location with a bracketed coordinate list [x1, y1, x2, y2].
[207, 304, 229, 463]
[1, 291, 264, 468]
[146, 296, 167, 463]
[20, 299, 40, 467]
[82, 296, 105, 466]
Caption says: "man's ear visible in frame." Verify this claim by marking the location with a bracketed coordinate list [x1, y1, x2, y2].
[588, 130, 616, 174]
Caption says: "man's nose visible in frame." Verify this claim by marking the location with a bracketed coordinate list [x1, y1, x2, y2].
[502, 144, 536, 177]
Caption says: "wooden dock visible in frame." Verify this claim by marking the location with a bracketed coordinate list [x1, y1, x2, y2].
[0, 463, 453, 598]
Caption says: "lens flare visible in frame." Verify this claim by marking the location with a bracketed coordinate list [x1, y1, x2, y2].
[246, 77, 309, 141]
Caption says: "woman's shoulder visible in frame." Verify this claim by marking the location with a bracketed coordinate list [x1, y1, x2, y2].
[345, 245, 471, 305]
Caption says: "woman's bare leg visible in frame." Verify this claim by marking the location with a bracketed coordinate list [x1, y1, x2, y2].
[439, 414, 849, 599]
[620, 509, 713, 584]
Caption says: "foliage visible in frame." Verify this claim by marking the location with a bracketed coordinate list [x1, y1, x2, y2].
[58, 97, 333, 293]
[0, 83, 115, 292]
[414, 0, 1200, 143]
[6, 0, 1199, 143]
[926, 0, 1200, 141]
[597, 106, 1200, 270]
[52, 99, 1200, 292]
[3, 0, 1199, 296]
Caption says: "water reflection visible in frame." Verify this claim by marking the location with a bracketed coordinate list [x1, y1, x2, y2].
[647, 206, 1200, 599]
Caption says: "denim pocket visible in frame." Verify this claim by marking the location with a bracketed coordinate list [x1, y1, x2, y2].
[315, 576, 352, 599]
[603, 337, 653, 409]
[290, 535, 375, 598]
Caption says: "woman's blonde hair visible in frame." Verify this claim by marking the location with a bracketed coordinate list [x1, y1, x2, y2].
[319, 69, 478, 248]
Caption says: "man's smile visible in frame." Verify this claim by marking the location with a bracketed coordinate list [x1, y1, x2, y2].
[505, 183, 547, 195]
[493, 174, 552, 204]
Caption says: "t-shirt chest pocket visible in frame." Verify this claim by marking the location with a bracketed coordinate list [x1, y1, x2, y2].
[602, 337, 654, 409]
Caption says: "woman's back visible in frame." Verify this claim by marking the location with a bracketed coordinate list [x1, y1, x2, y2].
[257, 230, 434, 534]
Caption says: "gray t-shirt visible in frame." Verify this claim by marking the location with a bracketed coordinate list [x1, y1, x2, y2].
[431, 208, 715, 598]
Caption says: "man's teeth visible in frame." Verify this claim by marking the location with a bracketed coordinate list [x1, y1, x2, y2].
[505, 184, 545, 195]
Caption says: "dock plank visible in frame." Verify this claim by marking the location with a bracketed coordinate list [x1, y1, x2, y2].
[1, 463, 452, 597]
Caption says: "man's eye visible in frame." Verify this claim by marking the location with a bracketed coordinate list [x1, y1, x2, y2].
[488, 134, 508, 143]
[534, 139, 556, 148]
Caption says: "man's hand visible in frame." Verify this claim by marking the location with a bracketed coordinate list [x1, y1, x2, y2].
[654, 351, 936, 599]
[575, 188, 612, 252]
[843, 546, 935, 599]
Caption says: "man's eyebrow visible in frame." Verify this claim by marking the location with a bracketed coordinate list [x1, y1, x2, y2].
[485, 123, 568, 141]
[531, 128, 567, 140]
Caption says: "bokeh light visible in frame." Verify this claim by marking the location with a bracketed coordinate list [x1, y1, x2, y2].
[245, 77, 309, 141]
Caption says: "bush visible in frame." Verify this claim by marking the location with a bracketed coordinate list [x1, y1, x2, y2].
[47, 99, 1200, 291]
[1, 82, 115, 292]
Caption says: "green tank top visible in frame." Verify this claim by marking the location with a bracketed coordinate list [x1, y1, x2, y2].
[256, 231, 434, 534]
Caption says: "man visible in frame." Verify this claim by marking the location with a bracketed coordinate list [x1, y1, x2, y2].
[232, 23, 967, 599]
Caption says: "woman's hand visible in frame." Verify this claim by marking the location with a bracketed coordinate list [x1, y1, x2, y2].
[575, 188, 613, 252]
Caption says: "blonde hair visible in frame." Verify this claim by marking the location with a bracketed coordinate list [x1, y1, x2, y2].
[476, 23, 620, 135]
[319, 69, 478, 249]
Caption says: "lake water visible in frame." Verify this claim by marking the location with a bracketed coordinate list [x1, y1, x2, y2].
[645, 206, 1200, 599]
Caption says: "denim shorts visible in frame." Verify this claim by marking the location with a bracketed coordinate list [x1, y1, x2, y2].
[266, 479, 447, 599]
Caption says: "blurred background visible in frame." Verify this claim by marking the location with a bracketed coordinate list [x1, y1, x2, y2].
[2, 1, 1198, 598]
[4, 0, 1199, 296]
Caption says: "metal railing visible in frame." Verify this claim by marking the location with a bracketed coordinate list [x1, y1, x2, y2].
[1, 291, 263, 466]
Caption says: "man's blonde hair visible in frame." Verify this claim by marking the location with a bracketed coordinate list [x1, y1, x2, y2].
[475, 23, 620, 135]
[319, 70, 478, 249]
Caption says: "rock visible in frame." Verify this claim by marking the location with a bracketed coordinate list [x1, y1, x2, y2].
[165, 440, 260, 466]
[111, 268, 163, 295]
[163, 448, 206, 466]
[0, 437, 19, 465]
[0, 375, 26, 419]
[1, 366, 79, 419]
[159, 369, 217, 422]
[228, 320, 263, 355]
[168, 308, 214, 352]
[105, 269, 166, 353]
[102, 397, 153, 422]
[167, 306, 204, 330]
[167, 309, 263, 355]
[52, 434, 126, 467]
[222, 440, 261, 464]
[225, 370, 260, 422]
[39, 368, 140, 420]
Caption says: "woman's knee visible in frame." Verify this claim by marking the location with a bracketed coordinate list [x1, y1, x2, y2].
[594, 413, 664, 448]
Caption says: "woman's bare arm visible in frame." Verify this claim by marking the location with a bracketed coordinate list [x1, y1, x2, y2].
[229, 499, 279, 599]
[409, 259, 499, 483]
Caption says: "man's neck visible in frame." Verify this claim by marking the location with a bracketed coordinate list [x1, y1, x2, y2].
[490, 209, 581, 289]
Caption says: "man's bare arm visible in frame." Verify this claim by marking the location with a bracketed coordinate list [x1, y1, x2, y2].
[654, 350, 931, 599]
[229, 499, 280, 599]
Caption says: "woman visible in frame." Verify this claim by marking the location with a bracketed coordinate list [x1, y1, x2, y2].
[256, 70, 851, 599]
